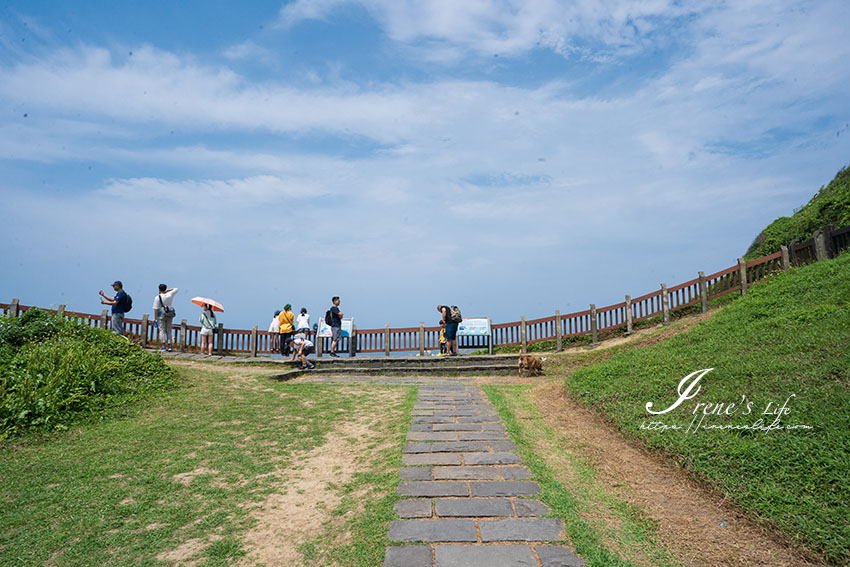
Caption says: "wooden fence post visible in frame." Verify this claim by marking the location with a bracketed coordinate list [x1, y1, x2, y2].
[737, 258, 748, 295]
[141, 314, 149, 347]
[488, 319, 494, 355]
[624, 296, 633, 335]
[57, 304, 66, 318]
[520, 316, 527, 354]
[10, 298, 20, 318]
[419, 322, 425, 356]
[217, 323, 224, 355]
[780, 245, 790, 270]
[384, 324, 391, 357]
[349, 324, 357, 357]
[250, 326, 258, 357]
[589, 304, 598, 347]
[316, 332, 323, 358]
[661, 284, 670, 325]
[555, 310, 563, 351]
[179, 319, 187, 353]
[698, 272, 708, 314]
[813, 230, 829, 261]
[100, 309, 109, 329]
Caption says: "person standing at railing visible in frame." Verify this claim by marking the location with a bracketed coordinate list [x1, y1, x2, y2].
[99, 280, 128, 336]
[278, 304, 295, 356]
[296, 307, 311, 335]
[153, 284, 178, 352]
[199, 304, 217, 356]
[269, 310, 281, 352]
[438, 305, 461, 356]
[328, 296, 343, 357]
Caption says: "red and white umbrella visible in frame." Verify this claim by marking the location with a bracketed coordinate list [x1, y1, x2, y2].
[191, 297, 224, 312]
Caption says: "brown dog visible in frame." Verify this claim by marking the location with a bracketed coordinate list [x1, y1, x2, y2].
[518, 355, 544, 376]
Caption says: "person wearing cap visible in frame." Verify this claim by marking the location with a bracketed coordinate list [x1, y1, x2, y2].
[268, 310, 281, 352]
[99, 281, 128, 336]
[288, 334, 315, 370]
[278, 304, 295, 356]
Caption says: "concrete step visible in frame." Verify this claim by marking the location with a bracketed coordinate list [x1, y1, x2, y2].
[268, 358, 519, 380]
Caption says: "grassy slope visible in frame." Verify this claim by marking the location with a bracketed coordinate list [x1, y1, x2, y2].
[561, 253, 850, 564]
[745, 165, 850, 259]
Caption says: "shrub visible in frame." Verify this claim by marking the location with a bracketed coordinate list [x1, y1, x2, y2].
[0, 309, 176, 437]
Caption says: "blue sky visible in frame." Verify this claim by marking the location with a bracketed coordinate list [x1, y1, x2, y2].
[1, 0, 849, 331]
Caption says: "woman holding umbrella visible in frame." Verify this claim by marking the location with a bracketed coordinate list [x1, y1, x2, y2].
[193, 297, 224, 356]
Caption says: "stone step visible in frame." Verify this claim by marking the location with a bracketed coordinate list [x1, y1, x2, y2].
[268, 362, 518, 380]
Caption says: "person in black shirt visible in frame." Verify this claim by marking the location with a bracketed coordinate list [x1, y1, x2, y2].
[99, 281, 128, 336]
[329, 296, 343, 357]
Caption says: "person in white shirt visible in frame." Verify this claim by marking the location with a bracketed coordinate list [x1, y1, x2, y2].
[296, 308, 311, 334]
[153, 284, 178, 352]
[289, 334, 315, 370]
[269, 310, 281, 352]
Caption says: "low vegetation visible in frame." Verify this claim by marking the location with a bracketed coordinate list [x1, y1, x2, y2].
[745, 165, 850, 259]
[0, 308, 176, 437]
[557, 252, 850, 564]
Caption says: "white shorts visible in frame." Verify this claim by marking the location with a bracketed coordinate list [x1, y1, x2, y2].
[200, 328, 213, 336]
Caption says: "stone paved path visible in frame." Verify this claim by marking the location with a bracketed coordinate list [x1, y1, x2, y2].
[384, 384, 584, 567]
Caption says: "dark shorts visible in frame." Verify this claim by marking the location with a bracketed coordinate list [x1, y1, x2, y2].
[444, 322, 459, 341]
[331, 326, 342, 341]
[302, 345, 315, 356]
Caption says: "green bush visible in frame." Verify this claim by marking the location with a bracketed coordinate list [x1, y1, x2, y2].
[564, 252, 850, 564]
[0, 309, 176, 437]
[745, 165, 850, 259]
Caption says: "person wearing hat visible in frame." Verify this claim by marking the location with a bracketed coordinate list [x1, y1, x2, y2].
[288, 333, 315, 370]
[268, 310, 281, 352]
[278, 304, 295, 356]
[99, 280, 129, 336]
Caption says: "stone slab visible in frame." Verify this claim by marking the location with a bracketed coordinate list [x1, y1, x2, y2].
[404, 443, 433, 454]
[430, 441, 491, 453]
[408, 424, 432, 432]
[459, 432, 510, 441]
[432, 424, 485, 431]
[413, 417, 457, 424]
[434, 544, 537, 566]
[470, 481, 540, 497]
[394, 499, 433, 518]
[488, 441, 518, 451]
[536, 545, 586, 567]
[479, 518, 564, 542]
[408, 432, 459, 442]
[403, 453, 462, 466]
[398, 481, 469, 497]
[384, 546, 433, 567]
[481, 423, 507, 431]
[433, 466, 500, 480]
[458, 416, 501, 423]
[500, 466, 532, 480]
[401, 467, 433, 480]
[434, 498, 514, 517]
[389, 519, 477, 542]
[513, 499, 550, 517]
[463, 452, 522, 465]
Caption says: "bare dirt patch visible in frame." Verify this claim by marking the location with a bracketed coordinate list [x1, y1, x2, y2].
[172, 466, 219, 486]
[238, 389, 404, 566]
[156, 535, 222, 566]
[532, 381, 821, 567]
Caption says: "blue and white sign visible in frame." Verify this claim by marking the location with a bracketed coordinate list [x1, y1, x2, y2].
[458, 317, 490, 336]
[317, 317, 354, 338]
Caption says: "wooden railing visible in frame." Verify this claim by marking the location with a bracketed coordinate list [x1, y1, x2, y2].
[4, 227, 848, 357]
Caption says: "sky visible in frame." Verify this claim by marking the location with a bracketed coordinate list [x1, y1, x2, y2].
[1, 0, 849, 332]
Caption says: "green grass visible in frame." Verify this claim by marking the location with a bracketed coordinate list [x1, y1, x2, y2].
[485, 384, 682, 567]
[0, 308, 176, 437]
[745, 165, 850, 259]
[560, 252, 850, 564]
[0, 364, 414, 566]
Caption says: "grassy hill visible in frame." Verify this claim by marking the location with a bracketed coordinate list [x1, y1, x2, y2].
[561, 252, 850, 564]
[745, 165, 850, 259]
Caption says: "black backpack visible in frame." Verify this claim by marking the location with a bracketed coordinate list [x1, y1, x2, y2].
[325, 309, 334, 325]
[123, 294, 133, 313]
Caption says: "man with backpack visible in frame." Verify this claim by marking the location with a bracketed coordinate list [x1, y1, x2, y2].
[99, 280, 131, 336]
[153, 284, 178, 352]
[327, 296, 343, 357]
[437, 304, 463, 356]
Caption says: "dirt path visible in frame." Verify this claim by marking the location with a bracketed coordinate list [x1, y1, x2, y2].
[238, 388, 404, 566]
[532, 381, 822, 567]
